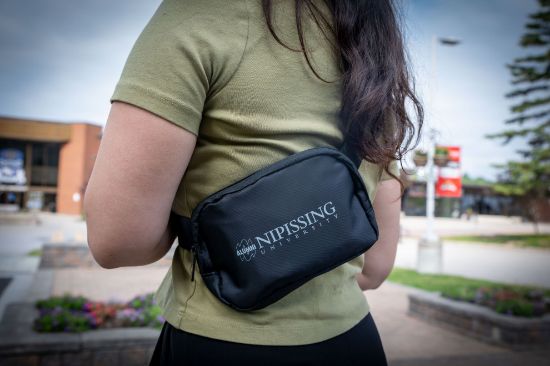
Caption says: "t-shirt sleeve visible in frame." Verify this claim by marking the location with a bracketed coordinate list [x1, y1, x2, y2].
[379, 159, 400, 181]
[109, 0, 249, 136]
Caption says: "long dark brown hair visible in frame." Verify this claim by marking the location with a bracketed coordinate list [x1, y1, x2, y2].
[262, 0, 423, 195]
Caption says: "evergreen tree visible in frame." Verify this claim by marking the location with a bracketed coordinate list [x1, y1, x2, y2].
[487, 0, 550, 228]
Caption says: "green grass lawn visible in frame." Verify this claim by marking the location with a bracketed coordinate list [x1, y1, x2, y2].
[27, 248, 43, 257]
[388, 267, 550, 317]
[443, 234, 550, 249]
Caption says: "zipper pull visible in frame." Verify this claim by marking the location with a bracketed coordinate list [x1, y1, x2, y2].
[190, 245, 197, 282]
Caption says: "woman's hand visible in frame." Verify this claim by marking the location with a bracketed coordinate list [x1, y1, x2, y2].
[357, 178, 401, 290]
[84, 101, 196, 268]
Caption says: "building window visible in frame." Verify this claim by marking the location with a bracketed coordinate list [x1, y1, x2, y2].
[31, 142, 60, 187]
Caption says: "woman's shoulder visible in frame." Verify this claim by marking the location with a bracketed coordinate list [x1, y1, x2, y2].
[110, 0, 250, 136]
[147, 0, 249, 45]
[157, 0, 248, 17]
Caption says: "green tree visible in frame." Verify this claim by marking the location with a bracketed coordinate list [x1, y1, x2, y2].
[487, 0, 550, 229]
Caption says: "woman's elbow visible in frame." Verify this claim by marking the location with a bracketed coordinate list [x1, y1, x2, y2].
[84, 208, 160, 269]
[85, 218, 136, 269]
[84, 199, 123, 269]
[93, 255, 119, 270]
[86, 234, 120, 269]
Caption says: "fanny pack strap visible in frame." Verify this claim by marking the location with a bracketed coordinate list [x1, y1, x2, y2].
[172, 212, 194, 250]
[171, 139, 361, 252]
[338, 139, 362, 168]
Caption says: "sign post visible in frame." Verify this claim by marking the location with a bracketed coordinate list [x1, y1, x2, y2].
[416, 144, 463, 274]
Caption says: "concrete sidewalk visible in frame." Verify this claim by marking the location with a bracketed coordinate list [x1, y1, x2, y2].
[22, 254, 550, 365]
[400, 214, 550, 238]
[395, 237, 550, 288]
[38, 267, 550, 365]
[367, 282, 549, 365]
[2, 252, 549, 364]
[50, 266, 169, 302]
[1, 212, 550, 364]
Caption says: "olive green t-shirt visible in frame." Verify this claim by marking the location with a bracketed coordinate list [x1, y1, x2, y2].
[110, 0, 399, 346]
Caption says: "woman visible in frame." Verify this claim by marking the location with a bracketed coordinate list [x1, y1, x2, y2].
[84, 0, 423, 364]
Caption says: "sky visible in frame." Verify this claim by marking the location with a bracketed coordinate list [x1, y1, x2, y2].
[0, 0, 540, 180]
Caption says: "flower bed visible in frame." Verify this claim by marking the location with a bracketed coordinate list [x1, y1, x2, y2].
[389, 268, 550, 318]
[33, 293, 164, 332]
[449, 286, 548, 317]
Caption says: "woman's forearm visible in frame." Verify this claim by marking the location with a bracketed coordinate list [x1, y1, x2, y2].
[356, 179, 402, 291]
[358, 237, 399, 290]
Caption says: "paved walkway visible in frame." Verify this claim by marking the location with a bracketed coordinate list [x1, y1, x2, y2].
[400, 214, 550, 238]
[0, 212, 87, 256]
[1, 212, 550, 364]
[367, 282, 550, 365]
[28, 267, 550, 365]
[0, 212, 87, 320]
[396, 237, 550, 288]
[51, 266, 169, 302]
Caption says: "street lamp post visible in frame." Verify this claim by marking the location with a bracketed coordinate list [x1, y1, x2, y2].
[417, 128, 442, 273]
[425, 128, 438, 242]
[416, 36, 461, 274]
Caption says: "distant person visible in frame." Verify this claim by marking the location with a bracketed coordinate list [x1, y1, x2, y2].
[84, 0, 423, 365]
[465, 207, 473, 220]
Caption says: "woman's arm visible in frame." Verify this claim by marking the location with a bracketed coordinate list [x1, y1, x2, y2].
[83, 101, 196, 269]
[356, 178, 401, 290]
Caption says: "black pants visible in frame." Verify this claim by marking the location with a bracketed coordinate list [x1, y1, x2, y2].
[149, 312, 387, 366]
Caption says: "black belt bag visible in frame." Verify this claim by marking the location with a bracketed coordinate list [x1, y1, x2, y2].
[170, 141, 379, 312]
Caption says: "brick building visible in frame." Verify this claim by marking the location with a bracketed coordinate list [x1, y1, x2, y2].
[0, 116, 102, 215]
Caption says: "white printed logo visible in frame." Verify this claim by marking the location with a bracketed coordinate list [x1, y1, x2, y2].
[235, 201, 338, 262]
[236, 238, 257, 262]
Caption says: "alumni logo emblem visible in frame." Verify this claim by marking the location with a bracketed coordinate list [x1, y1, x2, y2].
[236, 238, 257, 262]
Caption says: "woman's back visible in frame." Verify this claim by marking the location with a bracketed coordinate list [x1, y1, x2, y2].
[110, 0, 398, 347]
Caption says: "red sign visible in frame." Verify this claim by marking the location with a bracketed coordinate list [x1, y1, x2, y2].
[446, 146, 461, 163]
[435, 146, 462, 198]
